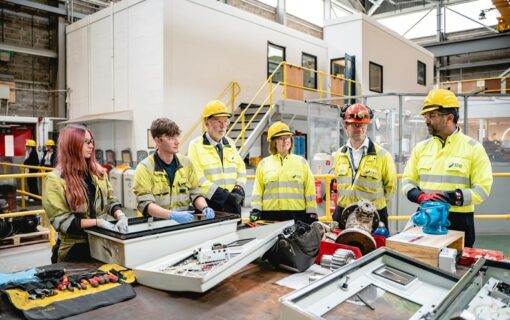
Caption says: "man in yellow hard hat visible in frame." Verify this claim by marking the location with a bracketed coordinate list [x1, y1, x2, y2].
[402, 89, 493, 247]
[41, 139, 57, 168]
[188, 100, 246, 215]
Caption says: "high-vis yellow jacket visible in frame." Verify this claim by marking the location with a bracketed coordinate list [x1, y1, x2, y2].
[252, 153, 316, 213]
[188, 134, 246, 199]
[402, 129, 493, 213]
[133, 152, 204, 214]
[334, 139, 397, 210]
[43, 170, 121, 261]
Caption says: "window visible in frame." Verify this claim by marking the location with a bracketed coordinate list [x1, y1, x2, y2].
[369, 61, 383, 93]
[330, 58, 345, 77]
[417, 61, 426, 86]
[267, 42, 285, 83]
[302, 53, 317, 89]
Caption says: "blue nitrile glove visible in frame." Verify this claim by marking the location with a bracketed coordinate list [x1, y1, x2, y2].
[170, 211, 194, 224]
[0, 268, 38, 286]
[115, 213, 129, 234]
[202, 207, 215, 219]
[97, 219, 117, 231]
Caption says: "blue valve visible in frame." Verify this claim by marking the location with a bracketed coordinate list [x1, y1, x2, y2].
[412, 201, 451, 235]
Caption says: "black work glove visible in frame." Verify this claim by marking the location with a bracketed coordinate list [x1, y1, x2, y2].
[224, 192, 243, 215]
[249, 209, 261, 222]
[231, 185, 245, 206]
[443, 189, 464, 206]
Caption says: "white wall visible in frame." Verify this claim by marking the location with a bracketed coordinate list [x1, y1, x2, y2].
[66, 0, 329, 158]
[324, 13, 434, 97]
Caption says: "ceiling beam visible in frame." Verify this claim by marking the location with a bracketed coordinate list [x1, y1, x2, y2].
[423, 33, 510, 57]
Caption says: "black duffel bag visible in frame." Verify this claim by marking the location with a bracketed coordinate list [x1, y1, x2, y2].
[263, 221, 323, 272]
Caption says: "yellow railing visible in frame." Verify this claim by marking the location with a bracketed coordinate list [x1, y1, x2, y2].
[227, 61, 357, 151]
[180, 81, 241, 145]
[440, 76, 510, 94]
[246, 172, 510, 222]
[0, 162, 55, 245]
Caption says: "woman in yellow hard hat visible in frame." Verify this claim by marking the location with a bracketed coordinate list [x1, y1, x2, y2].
[40, 139, 57, 168]
[23, 139, 40, 202]
[251, 121, 317, 223]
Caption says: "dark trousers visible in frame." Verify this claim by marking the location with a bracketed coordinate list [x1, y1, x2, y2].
[51, 239, 91, 263]
[333, 206, 389, 232]
[260, 210, 318, 225]
[448, 211, 475, 247]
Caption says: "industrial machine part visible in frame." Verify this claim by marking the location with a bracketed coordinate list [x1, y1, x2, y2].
[320, 248, 355, 270]
[195, 243, 231, 264]
[86, 212, 240, 267]
[425, 258, 510, 320]
[134, 221, 294, 292]
[412, 201, 451, 235]
[438, 248, 457, 274]
[335, 200, 379, 255]
[0, 218, 14, 239]
[280, 248, 460, 320]
[11, 215, 39, 234]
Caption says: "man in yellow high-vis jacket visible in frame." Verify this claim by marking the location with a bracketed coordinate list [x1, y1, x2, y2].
[188, 100, 246, 215]
[333, 103, 397, 230]
[402, 89, 493, 247]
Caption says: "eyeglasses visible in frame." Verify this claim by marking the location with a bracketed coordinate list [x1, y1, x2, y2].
[422, 112, 448, 120]
[160, 135, 180, 142]
[83, 138, 94, 145]
[346, 123, 368, 128]
[209, 119, 230, 126]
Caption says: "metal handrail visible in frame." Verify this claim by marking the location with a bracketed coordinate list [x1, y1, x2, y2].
[180, 81, 241, 145]
[226, 61, 359, 151]
[440, 75, 509, 94]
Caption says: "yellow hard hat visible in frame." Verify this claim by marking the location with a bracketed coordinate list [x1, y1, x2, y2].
[267, 121, 293, 142]
[420, 89, 460, 115]
[202, 100, 232, 120]
[45, 139, 55, 147]
[25, 139, 36, 147]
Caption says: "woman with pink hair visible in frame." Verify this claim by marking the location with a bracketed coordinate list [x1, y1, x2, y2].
[43, 124, 128, 262]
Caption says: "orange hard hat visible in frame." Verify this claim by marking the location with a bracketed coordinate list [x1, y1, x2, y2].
[341, 103, 373, 124]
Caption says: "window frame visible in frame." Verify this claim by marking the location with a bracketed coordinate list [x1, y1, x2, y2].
[369, 61, 383, 93]
[417, 60, 426, 86]
[267, 42, 286, 84]
[302, 52, 317, 89]
[330, 57, 345, 77]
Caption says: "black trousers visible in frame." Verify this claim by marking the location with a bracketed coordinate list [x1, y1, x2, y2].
[51, 239, 91, 263]
[448, 211, 475, 247]
[333, 206, 389, 232]
[260, 210, 318, 225]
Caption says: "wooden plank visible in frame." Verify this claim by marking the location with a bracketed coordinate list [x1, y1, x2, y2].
[0, 226, 49, 249]
[386, 227, 464, 267]
[284, 64, 304, 100]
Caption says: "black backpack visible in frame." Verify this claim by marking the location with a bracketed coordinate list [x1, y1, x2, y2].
[263, 221, 322, 272]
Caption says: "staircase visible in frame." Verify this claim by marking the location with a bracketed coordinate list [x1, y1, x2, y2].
[228, 103, 275, 158]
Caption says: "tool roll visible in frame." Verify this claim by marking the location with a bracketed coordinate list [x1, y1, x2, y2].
[0, 264, 136, 320]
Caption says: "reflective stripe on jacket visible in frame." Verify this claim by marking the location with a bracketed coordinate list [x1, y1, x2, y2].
[402, 129, 493, 212]
[133, 153, 204, 214]
[252, 153, 316, 213]
[42, 169, 121, 257]
[334, 139, 397, 210]
[188, 134, 246, 199]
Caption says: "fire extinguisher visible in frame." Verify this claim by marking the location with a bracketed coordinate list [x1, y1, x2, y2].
[330, 179, 338, 214]
[315, 179, 323, 204]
